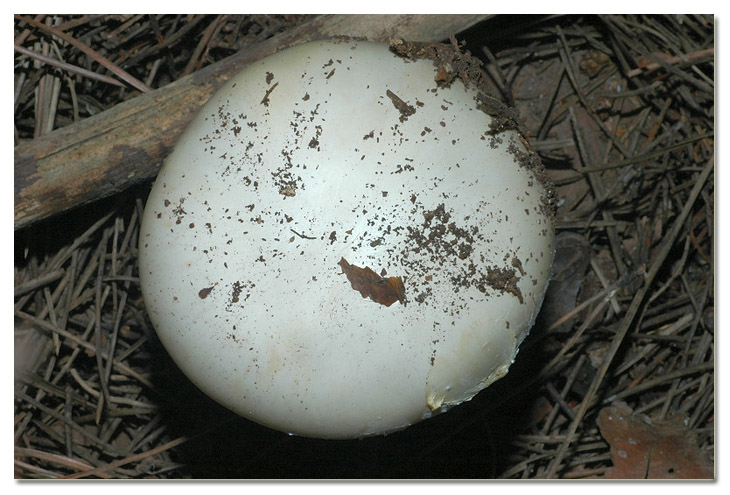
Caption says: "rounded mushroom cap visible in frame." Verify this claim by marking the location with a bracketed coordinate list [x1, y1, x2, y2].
[139, 39, 555, 439]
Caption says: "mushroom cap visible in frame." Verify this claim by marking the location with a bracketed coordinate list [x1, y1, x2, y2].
[139, 39, 555, 439]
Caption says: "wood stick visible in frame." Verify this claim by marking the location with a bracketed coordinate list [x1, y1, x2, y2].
[14, 14, 491, 230]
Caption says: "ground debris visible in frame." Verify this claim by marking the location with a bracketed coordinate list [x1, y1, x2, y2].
[597, 401, 713, 479]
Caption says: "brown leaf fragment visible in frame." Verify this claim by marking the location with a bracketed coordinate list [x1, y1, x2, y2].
[338, 257, 406, 307]
[597, 401, 714, 479]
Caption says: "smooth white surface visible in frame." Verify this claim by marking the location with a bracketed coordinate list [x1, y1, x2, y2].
[139, 40, 554, 438]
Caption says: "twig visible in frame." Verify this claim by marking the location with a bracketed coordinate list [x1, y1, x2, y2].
[578, 132, 713, 174]
[14, 269, 66, 297]
[290, 228, 316, 240]
[61, 436, 188, 479]
[183, 14, 228, 75]
[14, 45, 127, 88]
[15, 447, 111, 479]
[604, 361, 713, 403]
[626, 47, 714, 83]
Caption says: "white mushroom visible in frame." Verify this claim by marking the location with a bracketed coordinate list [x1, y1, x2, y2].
[139, 39, 555, 439]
